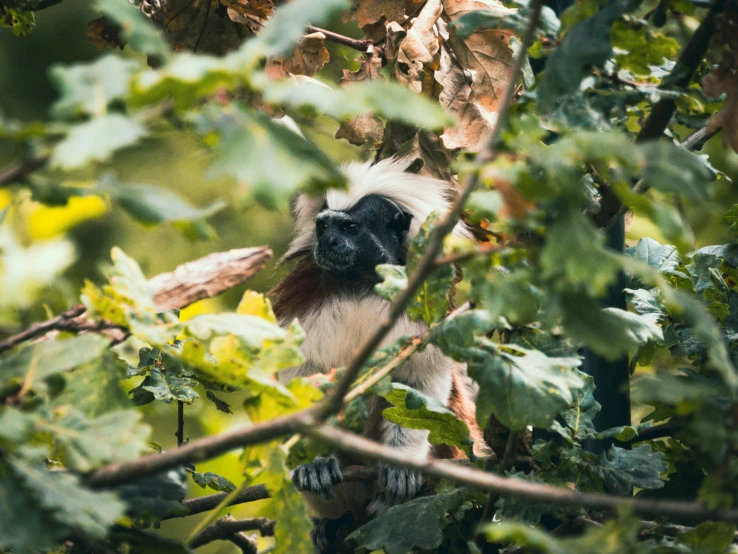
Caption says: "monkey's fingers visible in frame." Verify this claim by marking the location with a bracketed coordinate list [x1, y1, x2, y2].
[291, 456, 343, 500]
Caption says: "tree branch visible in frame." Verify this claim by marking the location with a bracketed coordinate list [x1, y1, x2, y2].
[0, 156, 49, 188]
[303, 421, 738, 524]
[0, 246, 272, 355]
[306, 25, 373, 52]
[632, 422, 678, 442]
[594, 0, 725, 229]
[190, 517, 275, 549]
[175, 401, 185, 447]
[166, 466, 377, 519]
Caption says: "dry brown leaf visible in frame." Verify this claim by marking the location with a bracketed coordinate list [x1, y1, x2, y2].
[226, 0, 273, 32]
[384, 0, 443, 94]
[336, 114, 385, 147]
[159, 0, 252, 54]
[440, 0, 515, 150]
[379, 121, 455, 180]
[703, 66, 738, 154]
[344, 0, 407, 27]
[335, 50, 385, 146]
[87, 17, 125, 50]
[436, 45, 495, 150]
[267, 32, 331, 78]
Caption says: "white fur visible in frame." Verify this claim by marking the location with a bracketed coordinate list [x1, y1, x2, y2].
[282, 156, 472, 262]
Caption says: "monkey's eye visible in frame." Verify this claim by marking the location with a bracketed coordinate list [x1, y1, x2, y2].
[343, 223, 359, 235]
[316, 221, 328, 234]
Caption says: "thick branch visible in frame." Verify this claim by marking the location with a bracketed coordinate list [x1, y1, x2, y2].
[0, 247, 272, 355]
[303, 421, 738, 523]
[190, 517, 275, 549]
[0, 156, 48, 188]
[149, 246, 273, 311]
[632, 422, 678, 442]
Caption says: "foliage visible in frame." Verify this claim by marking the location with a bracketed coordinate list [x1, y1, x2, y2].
[1, 0, 738, 552]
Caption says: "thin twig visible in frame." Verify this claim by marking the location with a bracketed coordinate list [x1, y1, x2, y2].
[477, 430, 520, 540]
[682, 125, 719, 151]
[433, 243, 517, 267]
[0, 305, 86, 354]
[306, 25, 373, 52]
[0, 156, 49, 188]
[176, 401, 185, 447]
[632, 422, 678, 443]
[190, 517, 275, 549]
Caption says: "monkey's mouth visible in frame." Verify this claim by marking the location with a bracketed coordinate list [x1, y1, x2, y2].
[314, 247, 358, 274]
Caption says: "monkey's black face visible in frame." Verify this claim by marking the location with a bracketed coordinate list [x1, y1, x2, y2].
[313, 194, 412, 280]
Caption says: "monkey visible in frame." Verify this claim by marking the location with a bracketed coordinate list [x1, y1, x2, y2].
[269, 156, 485, 550]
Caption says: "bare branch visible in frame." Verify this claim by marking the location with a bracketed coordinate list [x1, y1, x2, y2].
[0, 247, 272, 355]
[303, 421, 738, 524]
[167, 466, 377, 519]
[190, 517, 275, 549]
[0, 156, 48, 188]
[149, 246, 273, 311]
[175, 401, 185, 448]
[306, 25, 373, 52]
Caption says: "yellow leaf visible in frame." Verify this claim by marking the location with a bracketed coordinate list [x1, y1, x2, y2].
[237, 290, 277, 324]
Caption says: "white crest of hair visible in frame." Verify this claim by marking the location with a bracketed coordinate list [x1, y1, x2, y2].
[281, 156, 472, 262]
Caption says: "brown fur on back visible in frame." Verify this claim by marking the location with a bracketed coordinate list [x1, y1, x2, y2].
[432, 365, 488, 459]
[271, 257, 331, 321]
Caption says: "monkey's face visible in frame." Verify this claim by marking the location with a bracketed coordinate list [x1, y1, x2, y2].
[313, 195, 412, 279]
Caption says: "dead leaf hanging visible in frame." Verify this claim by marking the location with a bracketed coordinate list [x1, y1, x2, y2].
[335, 49, 386, 147]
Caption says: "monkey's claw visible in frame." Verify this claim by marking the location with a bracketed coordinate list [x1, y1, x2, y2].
[291, 456, 343, 499]
[367, 464, 422, 516]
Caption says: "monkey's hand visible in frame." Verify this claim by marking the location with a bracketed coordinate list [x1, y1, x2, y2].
[291, 455, 343, 500]
[366, 463, 422, 517]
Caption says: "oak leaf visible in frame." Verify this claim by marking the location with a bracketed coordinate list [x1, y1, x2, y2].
[267, 32, 331, 78]
[344, 0, 406, 27]
[335, 50, 385, 146]
[702, 61, 738, 154]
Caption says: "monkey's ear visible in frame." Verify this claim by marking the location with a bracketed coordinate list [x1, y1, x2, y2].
[391, 210, 413, 241]
[404, 158, 424, 174]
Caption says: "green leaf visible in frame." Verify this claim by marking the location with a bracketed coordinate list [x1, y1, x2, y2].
[406, 213, 455, 324]
[261, 78, 452, 131]
[11, 449, 125, 540]
[0, 407, 37, 447]
[196, 107, 346, 208]
[374, 264, 408, 300]
[138, 366, 199, 404]
[430, 320, 583, 431]
[382, 383, 471, 453]
[560, 372, 600, 441]
[50, 54, 137, 119]
[98, 175, 225, 241]
[678, 522, 737, 554]
[591, 444, 667, 495]
[611, 21, 680, 75]
[641, 142, 712, 201]
[205, 390, 232, 414]
[453, 4, 560, 39]
[258, 448, 313, 554]
[348, 488, 468, 554]
[190, 470, 236, 492]
[50, 114, 146, 170]
[537, 2, 634, 112]
[51, 352, 132, 417]
[560, 296, 663, 360]
[725, 205, 738, 237]
[117, 469, 189, 525]
[46, 408, 150, 472]
[92, 0, 170, 59]
[483, 521, 564, 553]
[540, 212, 622, 296]
[0, 7, 35, 36]
[632, 368, 726, 416]
[625, 237, 685, 280]
[0, 334, 109, 395]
